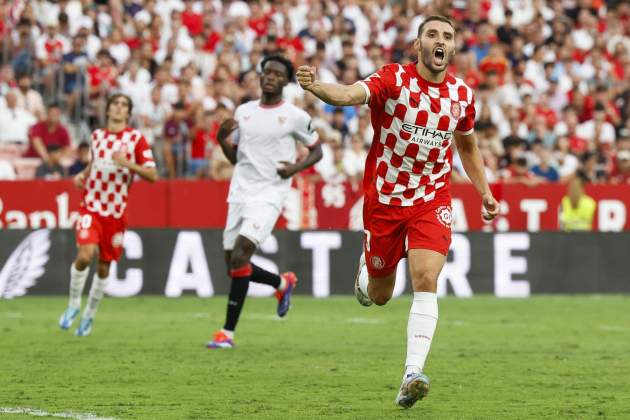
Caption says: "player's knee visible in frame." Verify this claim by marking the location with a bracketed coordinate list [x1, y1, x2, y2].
[411, 271, 437, 292]
[371, 292, 392, 306]
[75, 248, 94, 267]
[97, 262, 110, 278]
[229, 248, 251, 269]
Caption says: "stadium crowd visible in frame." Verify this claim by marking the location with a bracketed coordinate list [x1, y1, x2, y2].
[0, 0, 629, 186]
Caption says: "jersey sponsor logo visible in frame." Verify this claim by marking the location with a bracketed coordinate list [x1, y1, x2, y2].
[451, 102, 461, 119]
[436, 206, 452, 228]
[401, 123, 452, 147]
[243, 115, 251, 121]
[142, 149, 153, 159]
[112, 232, 124, 248]
[370, 255, 385, 270]
[278, 116, 287, 125]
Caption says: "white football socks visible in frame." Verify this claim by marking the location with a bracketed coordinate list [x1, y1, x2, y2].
[358, 259, 370, 297]
[69, 264, 89, 309]
[83, 274, 108, 319]
[405, 292, 438, 375]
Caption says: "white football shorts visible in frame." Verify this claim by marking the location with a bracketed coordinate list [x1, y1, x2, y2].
[223, 202, 282, 250]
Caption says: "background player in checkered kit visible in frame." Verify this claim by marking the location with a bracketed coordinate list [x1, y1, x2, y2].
[207, 55, 323, 349]
[59, 93, 158, 337]
[297, 16, 499, 408]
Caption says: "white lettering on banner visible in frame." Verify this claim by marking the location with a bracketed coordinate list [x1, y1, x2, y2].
[598, 200, 626, 232]
[392, 259, 407, 297]
[0, 193, 80, 229]
[494, 233, 530, 297]
[56, 192, 80, 228]
[451, 199, 468, 232]
[437, 234, 473, 297]
[520, 199, 548, 232]
[165, 231, 213, 297]
[249, 235, 279, 297]
[300, 232, 342, 297]
[495, 200, 510, 232]
[106, 231, 143, 297]
[5, 211, 27, 228]
[29, 211, 56, 228]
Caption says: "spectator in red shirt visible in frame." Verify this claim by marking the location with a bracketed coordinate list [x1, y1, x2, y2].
[188, 109, 215, 178]
[88, 49, 119, 125]
[26, 103, 71, 161]
[182, 0, 203, 36]
[479, 44, 508, 83]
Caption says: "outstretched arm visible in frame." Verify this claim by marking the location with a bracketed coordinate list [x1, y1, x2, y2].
[454, 131, 499, 221]
[296, 66, 367, 106]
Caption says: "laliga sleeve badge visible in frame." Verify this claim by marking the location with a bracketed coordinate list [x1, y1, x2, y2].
[450, 102, 461, 119]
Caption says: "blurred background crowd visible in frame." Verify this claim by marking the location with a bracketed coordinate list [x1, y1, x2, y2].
[0, 0, 629, 187]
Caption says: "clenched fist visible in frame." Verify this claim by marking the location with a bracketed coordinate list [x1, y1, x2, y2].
[296, 66, 317, 91]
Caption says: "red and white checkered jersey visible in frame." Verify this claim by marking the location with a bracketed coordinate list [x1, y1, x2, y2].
[357, 62, 476, 206]
[83, 127, 155, 219]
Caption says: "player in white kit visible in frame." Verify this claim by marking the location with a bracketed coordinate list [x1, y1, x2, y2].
[207, 55, 322, 349]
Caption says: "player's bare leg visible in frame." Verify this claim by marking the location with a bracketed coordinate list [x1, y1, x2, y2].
[76, 259, 111, 337]
[354, 254, 396, 306]
[59, 244, 96, 330]
[208, 236, 296, 349]
[396, 249, 446, 408]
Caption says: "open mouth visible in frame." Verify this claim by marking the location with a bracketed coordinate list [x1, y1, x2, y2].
[433, 47, 445, 64]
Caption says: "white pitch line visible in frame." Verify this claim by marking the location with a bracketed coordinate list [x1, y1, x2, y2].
[0, 407, 118, 420]
[345, 317, 385, 325]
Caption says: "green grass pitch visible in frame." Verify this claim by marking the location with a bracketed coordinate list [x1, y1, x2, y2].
[1, 296, 629, 419]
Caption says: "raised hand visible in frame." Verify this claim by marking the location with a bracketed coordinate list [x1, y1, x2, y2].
[296, 66, 317, 91]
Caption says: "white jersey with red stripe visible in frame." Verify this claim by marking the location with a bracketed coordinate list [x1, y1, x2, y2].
[357, 62, 476, 206]
[83, 127, 155, 219]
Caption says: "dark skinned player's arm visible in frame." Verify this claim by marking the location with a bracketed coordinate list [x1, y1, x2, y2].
[217, 118, 238, 165]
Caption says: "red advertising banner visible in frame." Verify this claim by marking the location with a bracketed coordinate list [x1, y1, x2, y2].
[1, 180, 629, 231]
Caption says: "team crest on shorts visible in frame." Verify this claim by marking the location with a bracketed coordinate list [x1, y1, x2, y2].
[450, 102, 461, 119]
[79, 230, 89, 239]
[112, 232, 124, 248]
[436, 206, 452, 228]
[370, 256, 385, 270]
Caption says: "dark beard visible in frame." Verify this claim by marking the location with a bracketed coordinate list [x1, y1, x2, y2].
[420, 47, 453, 74]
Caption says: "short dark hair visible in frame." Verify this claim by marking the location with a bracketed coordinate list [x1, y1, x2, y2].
[417, 15, 455, 38]
[105, 93, 133, 120]
[260, 54, 294, 81]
